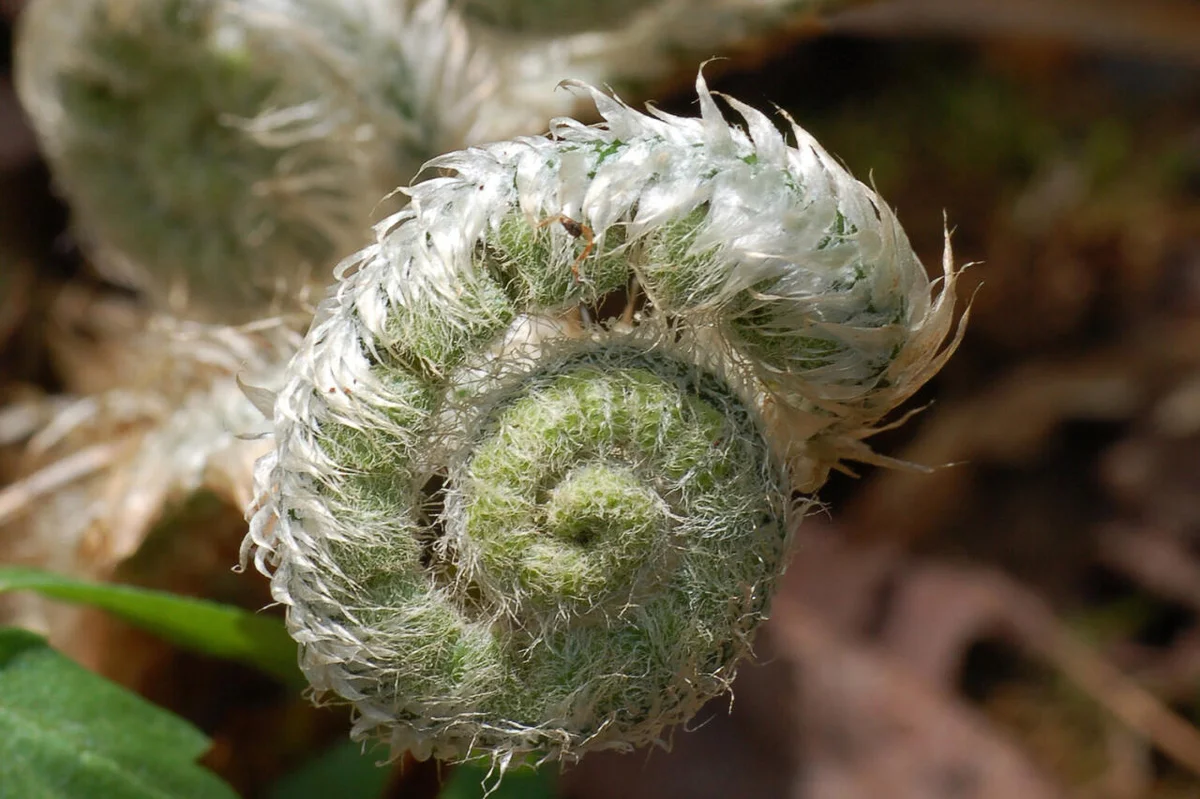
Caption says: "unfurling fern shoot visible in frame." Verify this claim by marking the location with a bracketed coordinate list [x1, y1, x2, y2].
[242, 73, 961, 767]
[16, 0, 487, 322]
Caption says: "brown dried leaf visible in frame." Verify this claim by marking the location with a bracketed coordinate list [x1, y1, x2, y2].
[561, 557, 1064, 799]
[880, 562, 1200, 781]
[775, 594, 1064, 799]
[783, 519, 902, 634]
[828, 0, 1200, 66]
[1096, 525, 1200, 616]
[847, 327, 1200, 544]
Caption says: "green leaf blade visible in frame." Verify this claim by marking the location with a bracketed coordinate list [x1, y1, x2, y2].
[0, 566, 301, 688]
[0, 627, 239, 799]
[438, 763, 556, 799]
[266, 740, 392, 799]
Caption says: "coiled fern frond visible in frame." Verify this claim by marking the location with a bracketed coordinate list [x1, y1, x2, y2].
[242, 71, 961, 766]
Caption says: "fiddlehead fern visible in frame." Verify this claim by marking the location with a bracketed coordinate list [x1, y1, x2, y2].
[15, 0, 488, 322]
[243, 72, 960, 765]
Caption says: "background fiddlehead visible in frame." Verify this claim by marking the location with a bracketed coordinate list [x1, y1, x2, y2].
[15, 0, 490, 323]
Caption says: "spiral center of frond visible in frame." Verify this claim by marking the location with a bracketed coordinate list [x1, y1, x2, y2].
[447, 355, 776, 624]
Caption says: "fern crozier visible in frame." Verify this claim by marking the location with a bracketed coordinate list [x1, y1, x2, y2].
[243, 71, 960, 766]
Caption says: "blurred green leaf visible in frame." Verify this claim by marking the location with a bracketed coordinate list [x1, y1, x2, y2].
[0, 626, 238, 799]
[267, 740, 392, 799]
[438, 762, 556, 799]
[266, 743, 559, 799]
[0, 566, 301, 687]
